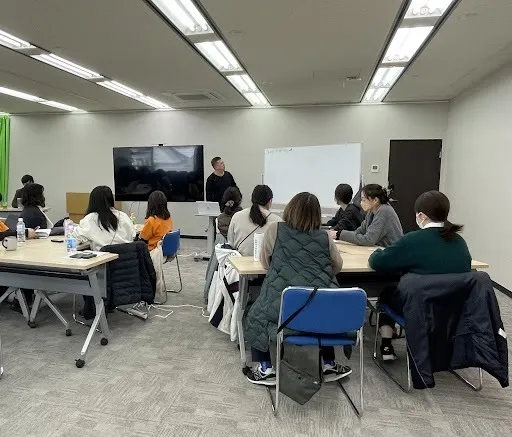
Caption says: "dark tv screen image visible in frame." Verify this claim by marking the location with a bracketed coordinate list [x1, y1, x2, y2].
[113, 145, 204, 202]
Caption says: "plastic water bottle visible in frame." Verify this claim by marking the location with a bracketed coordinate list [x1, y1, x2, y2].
[65, 220, 77, 256]
[16, 218, 26, 244]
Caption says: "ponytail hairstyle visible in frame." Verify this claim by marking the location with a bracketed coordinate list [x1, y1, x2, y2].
[414, 190, 463, 239]
[362, 184, 390, 205]
[249, 185, 273, 227]
[220, 187, 242, 216]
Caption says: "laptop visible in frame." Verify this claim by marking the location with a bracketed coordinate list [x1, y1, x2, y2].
[196, 201, 221, 216]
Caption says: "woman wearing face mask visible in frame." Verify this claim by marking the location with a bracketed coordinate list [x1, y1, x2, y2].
[368, 190, 472, 360]
[336, 184, 403, 247]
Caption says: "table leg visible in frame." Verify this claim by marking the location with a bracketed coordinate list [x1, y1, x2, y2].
[30, 291, 71, 333]
[0, 287, 15, 305]
[15, 289, 30, 321]
[237, 274, 249, 364]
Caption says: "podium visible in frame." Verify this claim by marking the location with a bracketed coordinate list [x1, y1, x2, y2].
[195, 201, 221, 261]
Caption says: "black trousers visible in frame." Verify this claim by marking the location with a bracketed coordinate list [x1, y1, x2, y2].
[378, 287, 403, 328]
[251, 346, 336, 363]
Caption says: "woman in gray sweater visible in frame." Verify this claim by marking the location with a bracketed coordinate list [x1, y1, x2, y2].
[337, 184, 403, 248]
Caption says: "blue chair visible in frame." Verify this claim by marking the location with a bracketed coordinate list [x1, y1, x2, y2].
[162, 230, 182, 293]
[373, 304, 482, 392]
[272, 287, 367, 417]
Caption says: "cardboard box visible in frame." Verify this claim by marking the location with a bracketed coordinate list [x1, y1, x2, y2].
[66, 192, 122, 222]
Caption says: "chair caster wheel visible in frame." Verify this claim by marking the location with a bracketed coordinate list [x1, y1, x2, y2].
[100, 338, 108, 346]
[28, 321, 36, 328]
[75, 359, 85, 368]
[65, 329, 72, 337]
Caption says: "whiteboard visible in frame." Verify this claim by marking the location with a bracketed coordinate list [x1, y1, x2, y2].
[264, 143, 362, 207]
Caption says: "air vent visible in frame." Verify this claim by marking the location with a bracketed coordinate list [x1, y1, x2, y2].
[162, 90, 224, 102]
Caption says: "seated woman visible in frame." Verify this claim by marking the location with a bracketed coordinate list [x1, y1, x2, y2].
[217, 187, 242, 238]
[71, 186, 135, 251]
[139, 191, 173, 251]
[369, 190, 472, 360]
[19, 183, 47, 229]
[326, 183, 364, 238]
[337, 184, 403, 247]
[227, 185, 281, 256]
[244, 192, 350, 386]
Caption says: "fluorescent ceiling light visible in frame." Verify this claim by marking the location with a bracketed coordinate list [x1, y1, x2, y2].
[383, 26, 434, 64]
[39, 101, 85, 112]
[405, 0, 456, 19]
[195, 41, 242, 72]
[363, 87, 390, 103]
[0, 29, 34, 49]
[371, 67, 405, 88]
[0, 86, 42, 102]
[32, 54, 103, 79]
[227, 74, 258, 93]
[245, 92, 269, 106]
[149, 0, 213, 35]
[99, 80, 171, 109]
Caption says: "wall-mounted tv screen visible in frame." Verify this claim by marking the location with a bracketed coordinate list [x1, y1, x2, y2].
[113, 145, 204, 202]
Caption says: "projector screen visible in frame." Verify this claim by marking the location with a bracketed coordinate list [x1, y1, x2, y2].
[264, 143, 362, 207]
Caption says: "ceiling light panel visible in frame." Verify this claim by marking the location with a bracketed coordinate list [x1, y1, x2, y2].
[245, 92, 269, 106]
[0, 86, 42, 102]
[405, 0, 456, 20]
[99, 80, 171, 109]
[371, 67, 405, 88]
[0, 29, 34, 49]
[363, 87, 390, 103]
[39, 101, 85, 112]
[149, 0, 213, 35]
[382, 26, 434, 64]
[227, 74, 258, 93]
[31, 54, 103, 79]
[195, 41, 242, 72]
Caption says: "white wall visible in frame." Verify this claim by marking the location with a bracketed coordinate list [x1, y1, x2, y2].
[443, 63, 512, 290]
[9, 104, 448, 236]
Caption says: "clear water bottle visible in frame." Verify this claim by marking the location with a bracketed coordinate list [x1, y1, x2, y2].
[66, 234, 77, 256]
[64, 219, 73, 237]
[16, 218, 26, 244]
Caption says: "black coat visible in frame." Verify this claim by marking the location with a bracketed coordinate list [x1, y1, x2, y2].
[396, 272, 508, 389]
[326, 204, 364, 236]
[101, 241, 156, 309]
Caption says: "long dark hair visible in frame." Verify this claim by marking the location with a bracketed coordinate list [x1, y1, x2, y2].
[249, 185, 273, 227]
[146, 190, 170, 220]
[21, 183, 45, 207]
[221, 187, 242, 216]
[283, 192, 322, 231]
[414, 190, 463, 239]
[362, 184, 389, 204]
[86, 186, 118, 231]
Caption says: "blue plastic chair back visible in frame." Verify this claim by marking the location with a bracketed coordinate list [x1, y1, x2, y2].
[162, 230, 180, 257]
[280, 287, 367, 334]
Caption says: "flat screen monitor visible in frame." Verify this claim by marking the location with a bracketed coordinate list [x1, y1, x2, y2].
[113, 145, 204, 202]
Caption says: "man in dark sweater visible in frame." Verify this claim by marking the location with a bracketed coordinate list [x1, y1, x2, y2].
[11, 174, 34, 208]
[205, 157, 237, 205]
[326, 184, 364, 238]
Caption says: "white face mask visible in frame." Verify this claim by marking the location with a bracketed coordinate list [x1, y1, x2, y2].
[416, 213, 425, 229]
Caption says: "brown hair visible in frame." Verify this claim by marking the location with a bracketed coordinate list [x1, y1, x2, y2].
[283, 192, 322, 231]
[414, 190, 463, 240]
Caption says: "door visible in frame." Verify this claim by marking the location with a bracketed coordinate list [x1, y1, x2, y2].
[388, 139, 442, 233]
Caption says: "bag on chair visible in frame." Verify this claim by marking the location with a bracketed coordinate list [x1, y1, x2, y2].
[276, 287, 323, 405]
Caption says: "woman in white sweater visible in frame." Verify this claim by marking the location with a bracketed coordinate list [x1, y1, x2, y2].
[227, 185, 281, 256]
[72, 186, 135, 251]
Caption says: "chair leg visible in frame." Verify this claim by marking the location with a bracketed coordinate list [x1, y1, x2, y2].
[273, 333, 282, 416]
[372, 311, 411, 392]
[167, 256, 183, 293]
[0, 334, 4, 379]
[450, 368, 483, 391]
[72, 295, 102, 332]
[337, 329, 364, 417]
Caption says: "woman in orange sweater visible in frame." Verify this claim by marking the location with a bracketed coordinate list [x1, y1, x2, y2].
[139, 191, 173, 251]
[139, 191, 173, 304]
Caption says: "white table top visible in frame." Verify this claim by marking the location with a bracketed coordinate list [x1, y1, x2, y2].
[0, 238, 118, 270]
[0, 207, 51, 213]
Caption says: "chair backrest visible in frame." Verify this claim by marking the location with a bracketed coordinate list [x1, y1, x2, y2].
[162, 230, 181, 257]
[279, 287, 367, 334]
[5, 213, 20, 230]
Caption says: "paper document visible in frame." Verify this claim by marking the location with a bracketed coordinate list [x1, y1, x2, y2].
[35, 229, 52, 238]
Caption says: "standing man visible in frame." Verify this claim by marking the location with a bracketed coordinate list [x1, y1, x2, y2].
[11, 174, 34, 207]
[205, 157, 237, 205]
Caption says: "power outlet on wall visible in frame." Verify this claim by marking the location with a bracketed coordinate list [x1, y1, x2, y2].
[371, 164, 380, 173]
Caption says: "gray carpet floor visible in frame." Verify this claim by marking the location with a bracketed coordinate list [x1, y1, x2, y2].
[0, 238, 511, 437]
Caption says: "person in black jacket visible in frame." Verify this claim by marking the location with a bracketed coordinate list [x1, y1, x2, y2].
[19, 183, 47, 229]
[205, 157, 237, 206]
[11, 174, 37, 208]
[326, 184, 364, 240]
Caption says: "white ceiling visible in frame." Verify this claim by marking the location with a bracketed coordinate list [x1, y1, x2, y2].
[0, 0, 510, 113]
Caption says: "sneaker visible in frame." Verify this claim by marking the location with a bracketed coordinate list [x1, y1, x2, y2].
[245, 363, 276, 386]
[323, 363, 352, 383]
[380, 344, 397, 361]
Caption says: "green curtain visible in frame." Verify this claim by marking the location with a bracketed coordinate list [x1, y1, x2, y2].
[0, 115, 10, 204]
